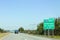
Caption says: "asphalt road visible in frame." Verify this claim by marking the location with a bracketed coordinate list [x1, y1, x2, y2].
[1, 33, 56, 40]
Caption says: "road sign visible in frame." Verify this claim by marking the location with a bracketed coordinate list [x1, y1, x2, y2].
[44, 18, 55, 30]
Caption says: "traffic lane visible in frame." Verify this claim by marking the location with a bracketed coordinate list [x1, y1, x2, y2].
[19, 33, 54, 40]
[1, 33, 55, 40]
[1, 33, 40, 40]
[1, 33, 21, 40]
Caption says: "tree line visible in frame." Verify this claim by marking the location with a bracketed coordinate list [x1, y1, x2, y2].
[0, 28, 6, 33]
[19, 17, 60, 35]
[0, 17, 60, 35]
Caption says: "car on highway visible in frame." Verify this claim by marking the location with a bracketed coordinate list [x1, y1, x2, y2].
[15, 30, 19, 34]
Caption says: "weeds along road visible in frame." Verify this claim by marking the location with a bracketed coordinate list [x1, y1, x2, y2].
[0, 33, 56, 40]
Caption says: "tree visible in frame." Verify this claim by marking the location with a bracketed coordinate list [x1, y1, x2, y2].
[0, 28, 5, 33]
[19, 27, 24, 33]
[37, 18, 60, 35]
[37, 22, 44, 35]
[54, 18, 60, 35]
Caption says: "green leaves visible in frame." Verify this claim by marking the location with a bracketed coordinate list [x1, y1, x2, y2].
[37, 18, 60, 35]
[19, 27, 24, 33]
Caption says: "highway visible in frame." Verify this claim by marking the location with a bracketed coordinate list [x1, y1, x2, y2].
[1, 33, 56, 40]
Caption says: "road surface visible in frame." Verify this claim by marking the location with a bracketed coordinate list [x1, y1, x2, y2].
[0, 33, 56, 40]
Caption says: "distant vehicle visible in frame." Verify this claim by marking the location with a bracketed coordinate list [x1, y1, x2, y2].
[15, 30, 19, 34]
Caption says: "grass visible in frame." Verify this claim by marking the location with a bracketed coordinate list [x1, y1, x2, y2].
[0, 33, 8, 39]
[27, 33, 60, 39]
[39, 35, 60, 39]
[51, 36, 60, 39]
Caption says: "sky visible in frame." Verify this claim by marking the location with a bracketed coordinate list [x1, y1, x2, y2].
[0, 0, 60, 30]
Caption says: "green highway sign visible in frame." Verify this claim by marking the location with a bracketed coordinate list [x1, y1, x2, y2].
[44, 18, 55, 30]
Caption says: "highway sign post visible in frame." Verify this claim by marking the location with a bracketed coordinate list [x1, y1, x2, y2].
[44, 18, 55, 36]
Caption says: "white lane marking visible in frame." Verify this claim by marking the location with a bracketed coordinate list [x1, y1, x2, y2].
[25, 39, 27, 40]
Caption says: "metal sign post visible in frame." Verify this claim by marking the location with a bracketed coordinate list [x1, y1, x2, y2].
[44, 29, 46, 36]
[48, 29, 49, 36]
[52, 29, 54, 36]
[44, 18, 55, 36]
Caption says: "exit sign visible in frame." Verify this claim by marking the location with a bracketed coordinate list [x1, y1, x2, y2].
[44, 18, 55, 30]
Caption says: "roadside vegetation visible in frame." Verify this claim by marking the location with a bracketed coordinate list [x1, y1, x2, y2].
[0, 28, 7, 38]
[0, 28, 6, 33]
[18, 17, 60, 39]
[0, 33, 8, 39]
